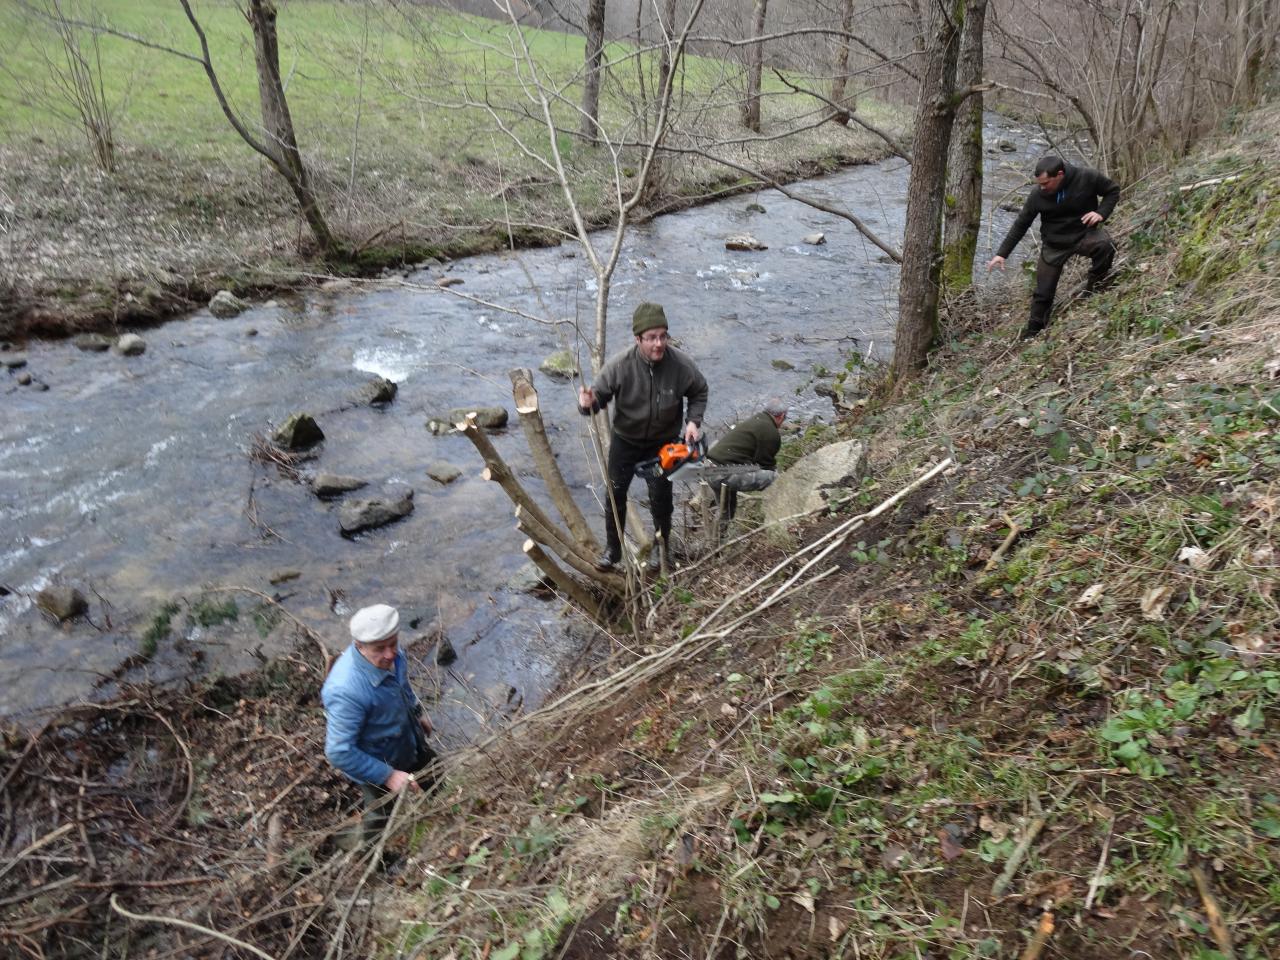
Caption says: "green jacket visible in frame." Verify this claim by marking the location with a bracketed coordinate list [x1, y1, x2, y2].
[707, 411, 780, 470]
[582, 345, 708, 444]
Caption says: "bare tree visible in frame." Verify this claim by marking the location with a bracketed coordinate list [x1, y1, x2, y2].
[11, 0, 116, 172]
[236, 0, 341, 258]
[891, 0, 966, 381]
[940, 0, 988, 292]
[742, 0, 769, 131]
[827, 0, 858, 123]
[581, 0, 607, 141]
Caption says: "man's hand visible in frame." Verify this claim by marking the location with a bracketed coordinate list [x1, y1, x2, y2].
[385, 770, 420, 793]
[986, 255, 1006, 272]
[419, 714, 433, 737]
[578, 386, 596, 410]
[1081, 211, 1104, 227]
[683, 421, 700, 445]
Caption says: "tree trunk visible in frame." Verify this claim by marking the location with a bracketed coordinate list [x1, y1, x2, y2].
[508, 367, 599, 552]
[941, 0, 988, 294]
[580, 0, 606, 143]
[245, 0, 340, 258]
[641, 0, 680, 207]
[890, 0, 965, 382]
[828, 0, 856, 124]
[742, 0, 768, 132]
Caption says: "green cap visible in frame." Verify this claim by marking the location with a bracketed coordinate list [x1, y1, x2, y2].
[632, 302, 668, 336]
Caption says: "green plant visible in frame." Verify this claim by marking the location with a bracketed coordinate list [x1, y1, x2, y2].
[784, 621, 834, 672]
[189, 595, 239, 628]
[139, 600, 180, 659]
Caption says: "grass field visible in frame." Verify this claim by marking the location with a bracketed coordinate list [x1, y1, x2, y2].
[0, 0, 831, 163]
[0, 1, 905, 336]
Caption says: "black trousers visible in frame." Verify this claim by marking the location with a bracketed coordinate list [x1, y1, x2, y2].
[604, 434, 672, 558]
[358, 743, 438, 843]
[1029, 228, 1115, 331]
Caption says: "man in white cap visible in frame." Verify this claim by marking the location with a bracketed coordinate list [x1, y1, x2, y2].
[322, 603, 435, 843]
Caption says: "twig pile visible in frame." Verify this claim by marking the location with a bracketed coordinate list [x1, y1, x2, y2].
[0, 635, 394, 960]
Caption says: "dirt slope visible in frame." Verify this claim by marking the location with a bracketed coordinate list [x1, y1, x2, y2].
[378, 103, 1279, 959]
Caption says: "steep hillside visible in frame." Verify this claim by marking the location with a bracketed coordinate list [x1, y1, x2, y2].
[3, 104, 1274, 960]
[383, 104, 1280, 959]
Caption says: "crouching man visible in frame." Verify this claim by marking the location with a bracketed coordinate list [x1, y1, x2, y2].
[705, 399, 786, 535]
[322, 603, 436, 844]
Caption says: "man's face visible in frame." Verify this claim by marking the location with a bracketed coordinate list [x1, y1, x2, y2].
[1036, 169, 1066, 193]
[636, 328, 669, 362]
[357, 633, 399, 671]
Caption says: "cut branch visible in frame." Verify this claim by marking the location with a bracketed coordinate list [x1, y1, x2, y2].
[508, 367, 598, 552]
[523, 539, 603, 618]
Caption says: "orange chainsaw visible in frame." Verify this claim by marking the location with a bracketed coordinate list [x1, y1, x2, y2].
[634, 437, 706, 481]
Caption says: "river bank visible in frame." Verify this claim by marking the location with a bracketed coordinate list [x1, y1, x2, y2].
[0, 118, 907, 342]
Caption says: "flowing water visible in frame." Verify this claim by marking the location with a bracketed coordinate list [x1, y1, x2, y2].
[0, 124, 1038, 741]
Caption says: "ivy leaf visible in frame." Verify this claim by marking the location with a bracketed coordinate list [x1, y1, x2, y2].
[759, 791, 799, 805]
[1048, 428, 1073, 462]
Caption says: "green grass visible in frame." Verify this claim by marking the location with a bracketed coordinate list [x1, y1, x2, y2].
[0, 1, 827, 162]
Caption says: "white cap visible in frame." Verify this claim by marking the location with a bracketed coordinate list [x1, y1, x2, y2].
[350, 604, 399, 644]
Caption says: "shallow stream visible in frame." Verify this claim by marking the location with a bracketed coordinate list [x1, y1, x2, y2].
[1, 123, 1037, 742]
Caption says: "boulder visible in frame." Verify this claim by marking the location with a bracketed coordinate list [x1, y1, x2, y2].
[539, 350, 577, 381]
[2, 354, 27, 369]
[425, 419, 452, 436]
[506, 563, 550, 594]
[745, 202, 767, 214]
[268, 569, 301, 585]
[771, 359, 795, 371]
[802, 232, 826, 245]
[73, 333, 112, 352]
[997, 139, 1017, 152]
[448, 406, 508, 430]
[273, 413, 324, 451]
[357, 376, 398, 405]
[209, 290, 248, 318]
[37, 586, 88, 622]
[436, 276, 464, 288]
[725, 235, 767, 251]
[17, 372, 32, 386]
[339, 489, 414, 536]
[313, 472, 368, 497]
[114, 334, 146, 356]
[763, 440, 868, 524]
[426, 461, 463, 485]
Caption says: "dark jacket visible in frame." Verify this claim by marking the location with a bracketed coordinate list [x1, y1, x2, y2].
[581, 344, 708, 444]
[996, 164, 1120, 259]
[707, 411, 781, 470]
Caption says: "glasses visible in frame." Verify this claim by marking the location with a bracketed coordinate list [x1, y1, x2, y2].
[639, 332, 669, 344]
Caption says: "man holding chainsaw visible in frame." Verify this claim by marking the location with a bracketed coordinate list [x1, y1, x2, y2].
[578, 302, 708, 573]
[705, 399, 787, 534]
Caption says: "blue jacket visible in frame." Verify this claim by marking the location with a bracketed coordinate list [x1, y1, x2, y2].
[322, 644, 423, 785]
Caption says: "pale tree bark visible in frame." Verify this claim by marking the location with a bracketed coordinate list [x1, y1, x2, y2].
[940, 0, 988, 293]
[580, 0, 606, 142]
[742, 0, 768, 132]
[891, 0, 965, 382]
[828, 0, 857, 124]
